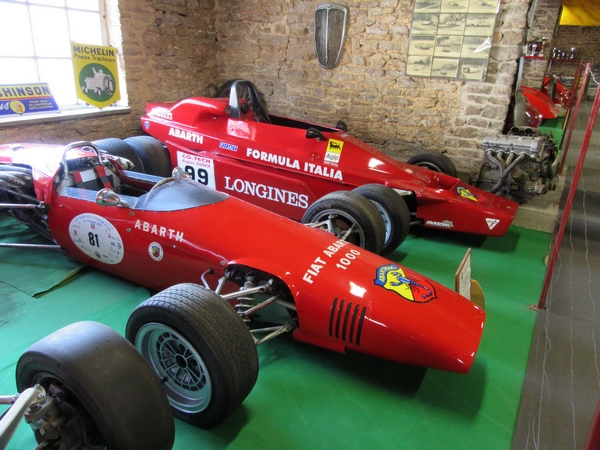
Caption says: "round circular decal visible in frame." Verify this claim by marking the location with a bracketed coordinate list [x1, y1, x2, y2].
[69, 214, 124, 265]
[148, 242, 164, 261]
[10, 100, 26, 114]
[79, 64, 117, 102]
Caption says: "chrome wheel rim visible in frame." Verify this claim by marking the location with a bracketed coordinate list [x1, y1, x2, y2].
[311, 209, 366, 247]
[136, 323, 211, 413]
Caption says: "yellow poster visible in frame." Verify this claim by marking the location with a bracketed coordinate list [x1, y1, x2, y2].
[71, 42, 120, 109]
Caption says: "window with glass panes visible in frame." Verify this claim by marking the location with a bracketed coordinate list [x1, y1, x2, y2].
[0, 0, 107, 107]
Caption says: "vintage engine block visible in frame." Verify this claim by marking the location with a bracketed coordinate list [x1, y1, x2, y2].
[470, 127, 559, 202]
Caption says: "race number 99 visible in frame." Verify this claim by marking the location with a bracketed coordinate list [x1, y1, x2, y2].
[184, 166, 209, 185]
[176, 152, 216, 189]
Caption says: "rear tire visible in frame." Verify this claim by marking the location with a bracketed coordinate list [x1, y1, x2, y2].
[302, 190, 386, 255]
[92, 138, 146, 174]
[124, 136, 172, 177]
[16, 321, 174, 450]
[353, 184, 410, 255]
[407, 152, 457, 177]
[126, 283, 259, 428]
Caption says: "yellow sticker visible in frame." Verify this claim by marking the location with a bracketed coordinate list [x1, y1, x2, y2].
[71, 43, 120, 109]
[457, 186, 478, 202]
[325, 139, 344, 163]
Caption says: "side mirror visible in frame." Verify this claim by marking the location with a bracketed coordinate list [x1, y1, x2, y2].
[96, 188, 130, 208]
[305, 127, 326, 141]
[335, 120, 348, 132]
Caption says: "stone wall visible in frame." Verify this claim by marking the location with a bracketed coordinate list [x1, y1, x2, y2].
[3, 0, 531, 172]
[2, 0, 218, 144]
[526, 0, 561, 43]
[215, 0, 529, 171]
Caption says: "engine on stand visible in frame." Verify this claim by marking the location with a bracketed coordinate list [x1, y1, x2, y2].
[470, 127, 559, 203]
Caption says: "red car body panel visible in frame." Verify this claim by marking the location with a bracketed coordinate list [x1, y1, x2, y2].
[1, 142, 485, 374]
[141, 97, 518, 237]
[520, 86, 560, 119]
[541, 76, 572, 108]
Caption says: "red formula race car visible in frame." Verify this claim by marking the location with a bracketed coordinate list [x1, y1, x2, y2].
[1, 141, 485, 428]
[136, 79, 518, 255]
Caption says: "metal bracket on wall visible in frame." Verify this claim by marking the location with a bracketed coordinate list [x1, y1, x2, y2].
[314, 4, 348, 69]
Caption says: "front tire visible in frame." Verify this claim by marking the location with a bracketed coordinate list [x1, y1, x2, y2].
[124, 136, 172, 178]
[126, 283, 259, 428]
[353, 184, 410, 255]
[407, 152, 457, 177]
[302, 190, 386, 255]
[16, 321, 175, 450]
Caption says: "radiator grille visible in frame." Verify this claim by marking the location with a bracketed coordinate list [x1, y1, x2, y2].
[314, 4, 348, 69]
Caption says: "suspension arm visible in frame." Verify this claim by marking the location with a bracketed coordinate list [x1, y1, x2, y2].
[0, 385, 46, 450]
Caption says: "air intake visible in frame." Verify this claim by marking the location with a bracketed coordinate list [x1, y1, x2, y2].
[329, 298, 367, 346]
[314, 4, 348, 69]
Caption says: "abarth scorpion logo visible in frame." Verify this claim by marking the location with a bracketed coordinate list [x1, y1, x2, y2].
[374, 264, 436, 303]
[457, 186, 479, 202]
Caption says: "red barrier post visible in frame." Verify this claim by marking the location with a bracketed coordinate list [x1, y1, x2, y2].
[536, 64, 599, 310]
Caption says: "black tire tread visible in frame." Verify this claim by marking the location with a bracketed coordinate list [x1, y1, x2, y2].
[92, 138, 146, 174]
[127, 283, 258, 428]
[16, 321, 174, 450]
[124, 136, 172, 178]
[407, 152, 458, 178]
[353, 183, 411, 255]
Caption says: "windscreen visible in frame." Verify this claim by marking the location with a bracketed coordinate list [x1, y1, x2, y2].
[135, 177, 228, 212]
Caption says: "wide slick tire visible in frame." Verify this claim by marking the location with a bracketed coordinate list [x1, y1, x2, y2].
[92, 137, 146, 174]
[124, 136, 172, 177]
[16, 321, 174, 450]
[302, 190, 386, 255]
[126, 283, 259, 428]
[407, 152, 457, 177]
[353, 184, 410, 255]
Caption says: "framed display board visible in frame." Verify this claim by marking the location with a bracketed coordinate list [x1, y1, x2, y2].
[406, 0, 500, 80]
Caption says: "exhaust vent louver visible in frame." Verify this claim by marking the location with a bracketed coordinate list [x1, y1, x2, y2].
[329, 298, 367, 346]
[314, 4, 348, 69]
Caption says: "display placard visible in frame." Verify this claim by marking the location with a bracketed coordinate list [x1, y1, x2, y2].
[407, 0, 499, 81]
[455, 247, 472, 300]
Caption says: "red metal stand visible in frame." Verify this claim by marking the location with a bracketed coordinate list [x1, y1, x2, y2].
[559, 62, 588, 175]
[536, 63, 599, 311]
[585, 399, 600, 450]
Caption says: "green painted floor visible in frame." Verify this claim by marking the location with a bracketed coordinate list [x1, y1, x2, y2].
[0, 215, 551, 450]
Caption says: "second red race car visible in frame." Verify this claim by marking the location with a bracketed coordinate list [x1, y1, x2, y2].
[133, 79, 518, 255]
